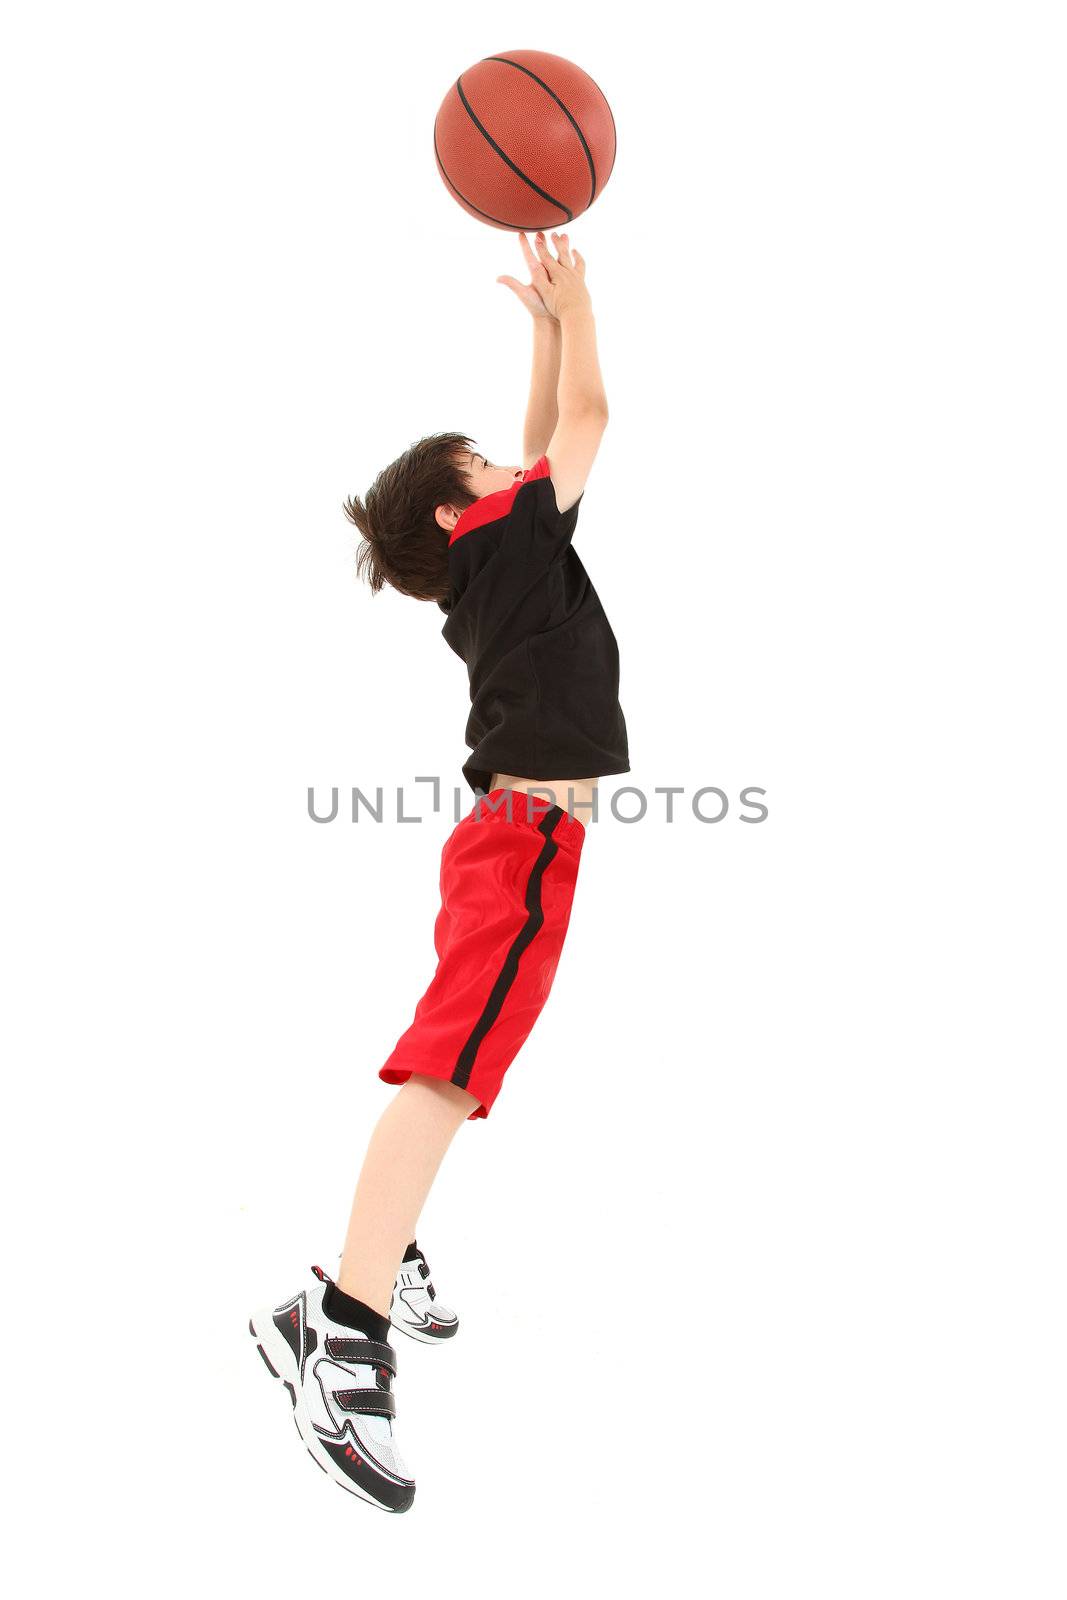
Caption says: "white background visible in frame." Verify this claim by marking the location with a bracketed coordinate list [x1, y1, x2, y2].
[3, 2, 1064, 1595]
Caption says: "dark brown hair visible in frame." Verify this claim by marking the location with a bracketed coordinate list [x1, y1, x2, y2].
[343, 431, 478, 603]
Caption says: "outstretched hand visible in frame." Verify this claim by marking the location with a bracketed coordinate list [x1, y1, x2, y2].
[497, 231, 588, 320]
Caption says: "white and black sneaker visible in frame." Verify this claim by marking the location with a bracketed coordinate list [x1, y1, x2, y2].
[390, 1240, 459, 1345]
[249, 1264, 415, 1513]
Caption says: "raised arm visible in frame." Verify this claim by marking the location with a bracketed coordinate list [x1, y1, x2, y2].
[523, 318, 562, 469]
[537, 232, 608, 515]
[498, 231, 562, 468]
[498, 231, 608, 510]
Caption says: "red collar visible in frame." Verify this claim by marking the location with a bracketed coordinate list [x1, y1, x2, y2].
[450, 455, 550, 545]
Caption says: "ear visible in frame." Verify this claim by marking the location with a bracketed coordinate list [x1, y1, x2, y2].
[434, 503, 460, 533]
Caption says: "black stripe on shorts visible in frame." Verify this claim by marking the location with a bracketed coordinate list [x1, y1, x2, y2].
[450, 805, 564, 1091]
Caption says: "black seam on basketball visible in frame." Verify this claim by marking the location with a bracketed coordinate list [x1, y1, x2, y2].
[450, 806, 564, 1090]
[578, 63, 617, 185]
[434, 123, 560, 232]
[455, 76, 574, 223]
[487, 56, 597, 206]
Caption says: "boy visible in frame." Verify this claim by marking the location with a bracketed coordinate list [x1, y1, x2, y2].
[250, 230, 628, 1512]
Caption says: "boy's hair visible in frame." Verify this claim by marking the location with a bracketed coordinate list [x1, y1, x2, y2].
[343, 431, 479, 602]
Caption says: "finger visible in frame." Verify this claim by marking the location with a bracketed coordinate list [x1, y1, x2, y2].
[532, 230, 556, 272]
[573, 249, 586, 275]
[498, 276, 546, 311]
[518, 232, 540, 272]
[551, 231, 574, 267]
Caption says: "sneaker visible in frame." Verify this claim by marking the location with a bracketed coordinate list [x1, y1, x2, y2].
[249, 1264, 416, 1512]
[390, 1240, 459, 1344]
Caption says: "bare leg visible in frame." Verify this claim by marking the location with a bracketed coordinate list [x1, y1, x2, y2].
[338, 1076, 478, 1316]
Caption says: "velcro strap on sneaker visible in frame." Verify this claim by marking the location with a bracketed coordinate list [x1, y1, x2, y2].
[324, 1336, 397, 1374]
[333, 1387, 397, 1418]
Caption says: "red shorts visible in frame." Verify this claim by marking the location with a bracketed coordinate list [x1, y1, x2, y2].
[379, 789, 586, 1118]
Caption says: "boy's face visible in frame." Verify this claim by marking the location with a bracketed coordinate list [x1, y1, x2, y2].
[435, 448, 525, 535]
[461, 449, 524, 499]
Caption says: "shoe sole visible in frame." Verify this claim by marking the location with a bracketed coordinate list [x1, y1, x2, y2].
[248, 1312, 414, 1513]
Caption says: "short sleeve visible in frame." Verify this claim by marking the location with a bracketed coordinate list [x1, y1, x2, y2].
[514, 456, 583, 560]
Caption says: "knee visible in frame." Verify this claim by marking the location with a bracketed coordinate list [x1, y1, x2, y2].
[401, 1074, 481, 1120]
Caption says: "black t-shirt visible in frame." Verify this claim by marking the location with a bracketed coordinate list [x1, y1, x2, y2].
[438, 454, 629, 794]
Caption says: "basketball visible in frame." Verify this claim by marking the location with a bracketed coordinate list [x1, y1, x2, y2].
[433, 50, 616, 232]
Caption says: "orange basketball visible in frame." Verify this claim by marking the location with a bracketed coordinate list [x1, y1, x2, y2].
[433, 49, 617, 232]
